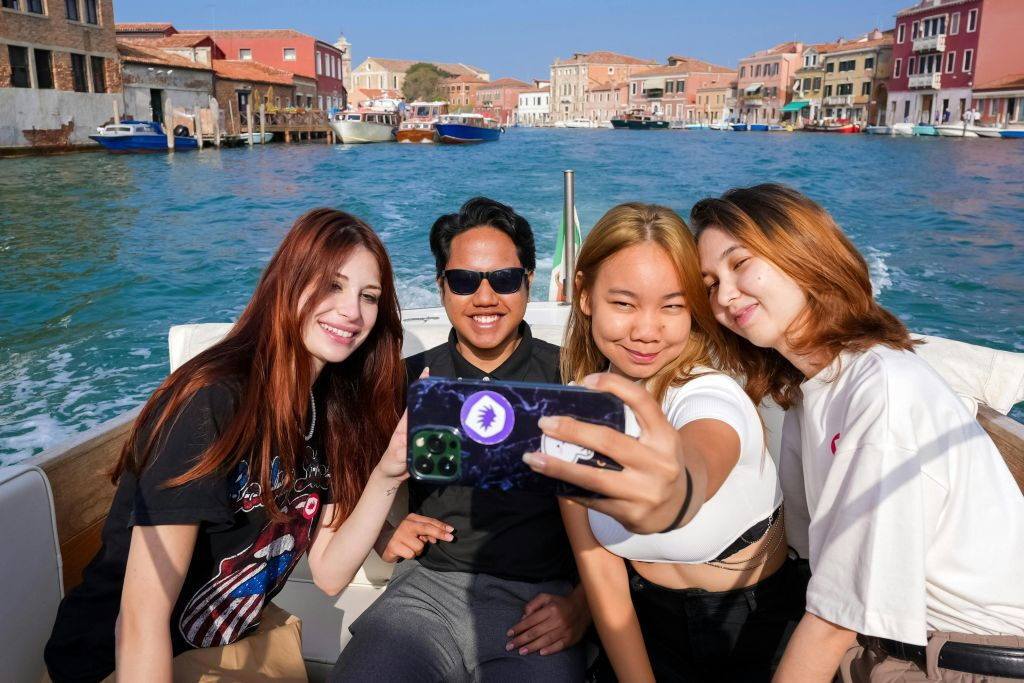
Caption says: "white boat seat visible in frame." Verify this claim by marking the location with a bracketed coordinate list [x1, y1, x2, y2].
[0, 465, 63, 682]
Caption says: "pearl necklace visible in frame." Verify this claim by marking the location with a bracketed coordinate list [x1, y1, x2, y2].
[303, 389, 316, 441]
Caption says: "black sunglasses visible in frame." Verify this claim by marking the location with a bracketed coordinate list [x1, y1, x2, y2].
[443, 268, 527, 295]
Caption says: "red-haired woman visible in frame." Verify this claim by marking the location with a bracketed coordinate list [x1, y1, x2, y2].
[693, 184, 1024, 682]
[44, 208, 417, 682]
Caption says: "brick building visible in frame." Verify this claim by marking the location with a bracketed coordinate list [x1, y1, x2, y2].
[583, 83, 628, 123]
[179, 29, 346, 111]
[211, 59, 315, 134]
[1, 0, 123, 148]
[441, 73, 488, 110]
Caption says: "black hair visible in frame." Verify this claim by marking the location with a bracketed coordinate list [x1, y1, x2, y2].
[429, 196, 536, 278]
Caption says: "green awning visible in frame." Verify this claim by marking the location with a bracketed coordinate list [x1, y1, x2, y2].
[782, 100, 811, 112]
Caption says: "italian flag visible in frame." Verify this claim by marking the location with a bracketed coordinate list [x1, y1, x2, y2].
[548, 206, 582, 302]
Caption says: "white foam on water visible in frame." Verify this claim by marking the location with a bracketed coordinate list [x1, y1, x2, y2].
[865, 247, 893, 296]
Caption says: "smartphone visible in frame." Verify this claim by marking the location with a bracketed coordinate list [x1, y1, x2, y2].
[407, 377, 625, 496]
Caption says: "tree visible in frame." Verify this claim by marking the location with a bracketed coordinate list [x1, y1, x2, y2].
[402, 62, 452, 103]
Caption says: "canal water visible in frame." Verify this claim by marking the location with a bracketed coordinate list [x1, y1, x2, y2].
[2, 128, 1023, 464]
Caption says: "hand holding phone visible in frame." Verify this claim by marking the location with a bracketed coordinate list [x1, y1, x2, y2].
[523, 372, 698, 534]
[407, 377, 625, 497]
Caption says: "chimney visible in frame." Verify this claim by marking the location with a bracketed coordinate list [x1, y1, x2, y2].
[870, 28, 883, 40]
[837, 36, 846, 45]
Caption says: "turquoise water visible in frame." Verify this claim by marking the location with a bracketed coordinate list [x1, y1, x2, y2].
[2, 129, 1023, 464]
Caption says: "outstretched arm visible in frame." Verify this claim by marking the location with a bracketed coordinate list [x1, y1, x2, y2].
[526, 373, 744, 534]
[307, 410, 412, 595]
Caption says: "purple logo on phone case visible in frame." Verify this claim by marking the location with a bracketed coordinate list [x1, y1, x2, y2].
[460, 390, 515, 445]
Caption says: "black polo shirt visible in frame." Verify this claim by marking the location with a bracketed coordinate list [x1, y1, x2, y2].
[404, 323, 575, 582]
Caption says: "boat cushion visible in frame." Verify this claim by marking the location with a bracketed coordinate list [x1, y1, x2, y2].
[0, 465, 63, 683]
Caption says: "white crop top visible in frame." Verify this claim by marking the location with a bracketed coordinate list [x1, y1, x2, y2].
[588, 371, 782, 563]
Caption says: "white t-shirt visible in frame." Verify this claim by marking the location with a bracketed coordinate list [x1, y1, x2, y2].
[782, 346, 1024, 645]
[589, 371, 782, 563]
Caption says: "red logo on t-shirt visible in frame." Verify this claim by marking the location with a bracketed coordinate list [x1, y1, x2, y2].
[830, 433, 841, 455]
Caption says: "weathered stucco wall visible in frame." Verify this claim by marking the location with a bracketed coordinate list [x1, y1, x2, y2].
[0, 89, 119, 147]
[120, 63, 213, 121]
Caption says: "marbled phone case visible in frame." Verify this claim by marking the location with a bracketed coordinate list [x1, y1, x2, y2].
[407, 377, 625, 497]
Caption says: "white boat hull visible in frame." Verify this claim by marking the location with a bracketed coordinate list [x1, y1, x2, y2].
[892, 123, 916, 136]
[331, 120, 395, 144]
[865, 126, 892, 135]
[936, 125, 979, 138]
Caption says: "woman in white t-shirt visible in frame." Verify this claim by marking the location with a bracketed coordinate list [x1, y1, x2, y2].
[554, 203, 807, 682]
[693, 183, 1024, 682]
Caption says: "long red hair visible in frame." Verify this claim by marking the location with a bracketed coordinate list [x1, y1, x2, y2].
[113, 208, 404, 523]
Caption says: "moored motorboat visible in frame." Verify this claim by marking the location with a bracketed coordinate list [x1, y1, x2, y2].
[974, 127, 1003, 138]
[235, 131, 274, 144]
[999, 129, 1024, 139]
[89, 121, 198, 152]
[611, 109, 669, 130]
[564, 118, 596, 129]
[803, 119, 859, 133]
[864, 125, 893, 135]
[330, 110, 399, 144]
[892, 123, 916, 136]
[683, 123, 709, 130]
[749, 124, 769, 132]
[396, 101, 448, 144]
[766, 124, 790, 132]
[936, 124, 979, 138]
[731, 123, 749, 131]
[435, 113, 501, 143]
[396, 121, 437, 143]
[913, 124, 938, 136]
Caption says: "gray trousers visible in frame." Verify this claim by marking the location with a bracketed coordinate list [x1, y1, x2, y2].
[330, 560, 586, 682]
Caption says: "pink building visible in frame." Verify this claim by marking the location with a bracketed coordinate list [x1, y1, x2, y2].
[736, 42, 803, 124]
[475, 77, 532, 125]
[970, 0, 1024, 126]
[584, 83, 628, 122]
[628, 56, 735, 122]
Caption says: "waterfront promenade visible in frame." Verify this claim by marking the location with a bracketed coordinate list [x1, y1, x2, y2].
[1, 128, 1023, 463]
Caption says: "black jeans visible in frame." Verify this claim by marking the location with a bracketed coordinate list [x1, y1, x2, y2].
[590, 556, 808, 683]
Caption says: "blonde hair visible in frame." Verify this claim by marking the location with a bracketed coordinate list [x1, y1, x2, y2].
[691, 183, 914, 408]
[560, 203, 726, 402]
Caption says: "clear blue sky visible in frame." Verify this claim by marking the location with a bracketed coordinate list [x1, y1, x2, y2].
[118, 0, 914, 81]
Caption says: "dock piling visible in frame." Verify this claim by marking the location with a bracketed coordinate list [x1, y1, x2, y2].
[113, 100, 120, 125]
[195, 107, 204, 150]
[259, 103, 266, 145]
[246, 100, 254, 147]
[165, 97, 175, 151]
[210, 97, 221, 148]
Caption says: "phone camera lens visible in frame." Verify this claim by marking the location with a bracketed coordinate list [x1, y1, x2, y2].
[413, 455, 433, 475]
[426, 433, 447, 454]
[438, 455, 457, 477]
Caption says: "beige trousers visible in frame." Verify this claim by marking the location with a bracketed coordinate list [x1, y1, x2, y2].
[45, 603, 306, 683]
[838, 631, 1024, 683]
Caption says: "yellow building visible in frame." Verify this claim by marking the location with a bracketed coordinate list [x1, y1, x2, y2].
[791, 42, 837, 122]
[819, 29, 894, 125]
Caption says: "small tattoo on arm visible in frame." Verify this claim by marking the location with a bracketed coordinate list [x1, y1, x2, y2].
[385, 485, 399, 497]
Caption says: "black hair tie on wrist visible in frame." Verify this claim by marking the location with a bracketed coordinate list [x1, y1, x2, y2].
[657, 468, 693, 534]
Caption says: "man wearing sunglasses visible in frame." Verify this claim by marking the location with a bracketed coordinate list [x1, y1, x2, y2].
[333, 197, 590, 682]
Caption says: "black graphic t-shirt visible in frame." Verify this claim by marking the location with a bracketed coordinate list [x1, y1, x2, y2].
[44, 381, 331, 683]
